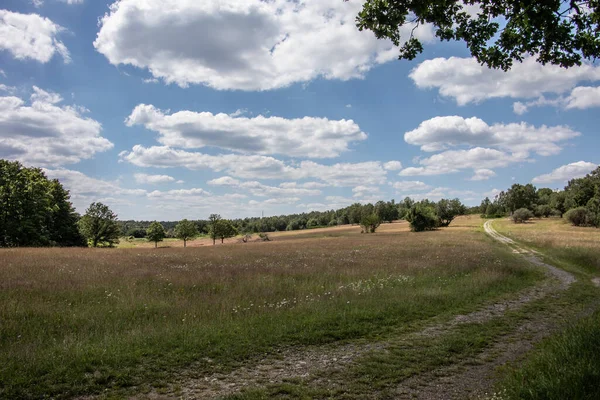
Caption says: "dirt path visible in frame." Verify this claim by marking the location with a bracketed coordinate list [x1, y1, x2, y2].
[392, 220, 579, 399]
[483, 220, 575, 288]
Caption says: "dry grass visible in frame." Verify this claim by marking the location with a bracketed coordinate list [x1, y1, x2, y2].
[495, 217, 600, 250]
[0, 217, 540, 399]
[495, 217, 600, 275]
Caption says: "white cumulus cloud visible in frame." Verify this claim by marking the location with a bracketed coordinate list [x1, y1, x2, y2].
[134, 173, 177, 184]
[532, 161, 598, 184]
[126, 104, 367, 158]
[94, 0, 434, 90]
[0, 10, 70, 63]
[400, 147, 530, 176]
[405, 116, 579, 156]
[410, 57, 600, 106]
[120, 145, 389, 187]
[0, 87, 113, 166]
[390, 181, 431, 191]
[469, 169, 497, 181]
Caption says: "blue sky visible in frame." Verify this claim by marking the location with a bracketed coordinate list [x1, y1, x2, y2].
[1, 0, 598, 220]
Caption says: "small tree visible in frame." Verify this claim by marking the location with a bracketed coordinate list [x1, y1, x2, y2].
[78, 202, 120, 247]
[208, 214, 221, 245]
[360, 214, 381, 233]
[146, 221, 166, 248]
[512, 208, 534, 224]
[217, 220, 238, 243]
[535, 204, 552, 218]
[406, 203, 439, 232]
[565, 207, 595, 227]
[174, 219, 198, 248]
[436, 198, 465, 227]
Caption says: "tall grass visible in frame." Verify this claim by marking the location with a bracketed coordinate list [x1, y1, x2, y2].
[0, 228, 539, 399]
[500, 309, 600, 400]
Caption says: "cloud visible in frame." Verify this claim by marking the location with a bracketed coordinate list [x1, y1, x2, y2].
[279, 181, 327, 189]
[126, 104, 367, 158]
[43, 168, 146, 211]
[532, 161, 598, 184]
[400, 187, 480, 203]
[513, 86, 600, 114]
[208, 177, 321, 197]
[134, 173, 177, 184]
[94, 0, 434, 91]
[405, 116, 579, 156]
[352, 185, 380, 198]
[120, 145, 389, 186]
[565, 86, 600, 110]
[469, 169, 496, 181]
[400, 147, 530, 176]
[147, 188, 211, 199]
[0, 87, 113, 166]
[390, 181, 431, 192]
[410, 57, 600, 106]
[383, 161, 403, 171]
[0, 10, 70, 63]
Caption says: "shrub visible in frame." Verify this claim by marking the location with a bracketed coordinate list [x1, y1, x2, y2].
[512, 208, 534, 223]
[406, 204, 439, 232]
[535, 204, 552, 218]
[565, 207, 595, 227]
[258, 232, 271, 241]
[360, 214, 381, 233]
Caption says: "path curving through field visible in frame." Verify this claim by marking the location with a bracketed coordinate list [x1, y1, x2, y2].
[483, 220, 576, 288]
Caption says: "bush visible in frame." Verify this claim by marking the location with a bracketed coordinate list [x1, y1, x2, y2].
[535, 204, 552, 218]
[258, 232, 271, 241]
[406, 204, 439, 232]
[512, 208, 534, 223]
[360, 214, 381, 233]
[565, 207, 595, 227]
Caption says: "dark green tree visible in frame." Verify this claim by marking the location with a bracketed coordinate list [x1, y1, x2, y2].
[505, 184, 537, 213]
[550, 191, 568, 217]
[146, 221, 166, 248]
[78, 202, 120, 247]
[0, 160, 83, 247]
[208, 214, 221, 245]
[406, 203, 439, 232]
[351, 0, 600, 70]
[48, 180, 86, 246]
[174, 219, 198, 248]
[436, 198, 466, 227]
[217, 220, 238, 243]
[360, 214, 381, 233]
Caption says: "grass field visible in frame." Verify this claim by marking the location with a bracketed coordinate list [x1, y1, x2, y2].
[1, 216, 598, 399]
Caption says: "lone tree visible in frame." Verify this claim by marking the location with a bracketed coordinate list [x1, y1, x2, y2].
[360, 214, 381, 233]
[146, 221, 166, 248]
[351, 0, 600, 70]
[406, 203, 439, 232]
[78, 202, 120, 247]
[174, 219, 198, 248]
[208, 214, 221, 245]
[436, 198, 466, 227]
[217, 220, 238, 243]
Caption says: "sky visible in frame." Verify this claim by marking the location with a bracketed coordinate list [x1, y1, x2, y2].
[0, 0, 599, 221]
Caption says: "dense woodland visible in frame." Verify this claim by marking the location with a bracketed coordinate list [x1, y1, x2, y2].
[1, 159, 598, 247]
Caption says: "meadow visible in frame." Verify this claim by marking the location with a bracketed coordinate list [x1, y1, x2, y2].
[0, 217, 598, 399]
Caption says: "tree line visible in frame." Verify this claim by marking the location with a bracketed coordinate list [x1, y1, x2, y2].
[476, 166, 600, 227]
[0, 159, 471, 247]
[7, 159, 596, 248]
